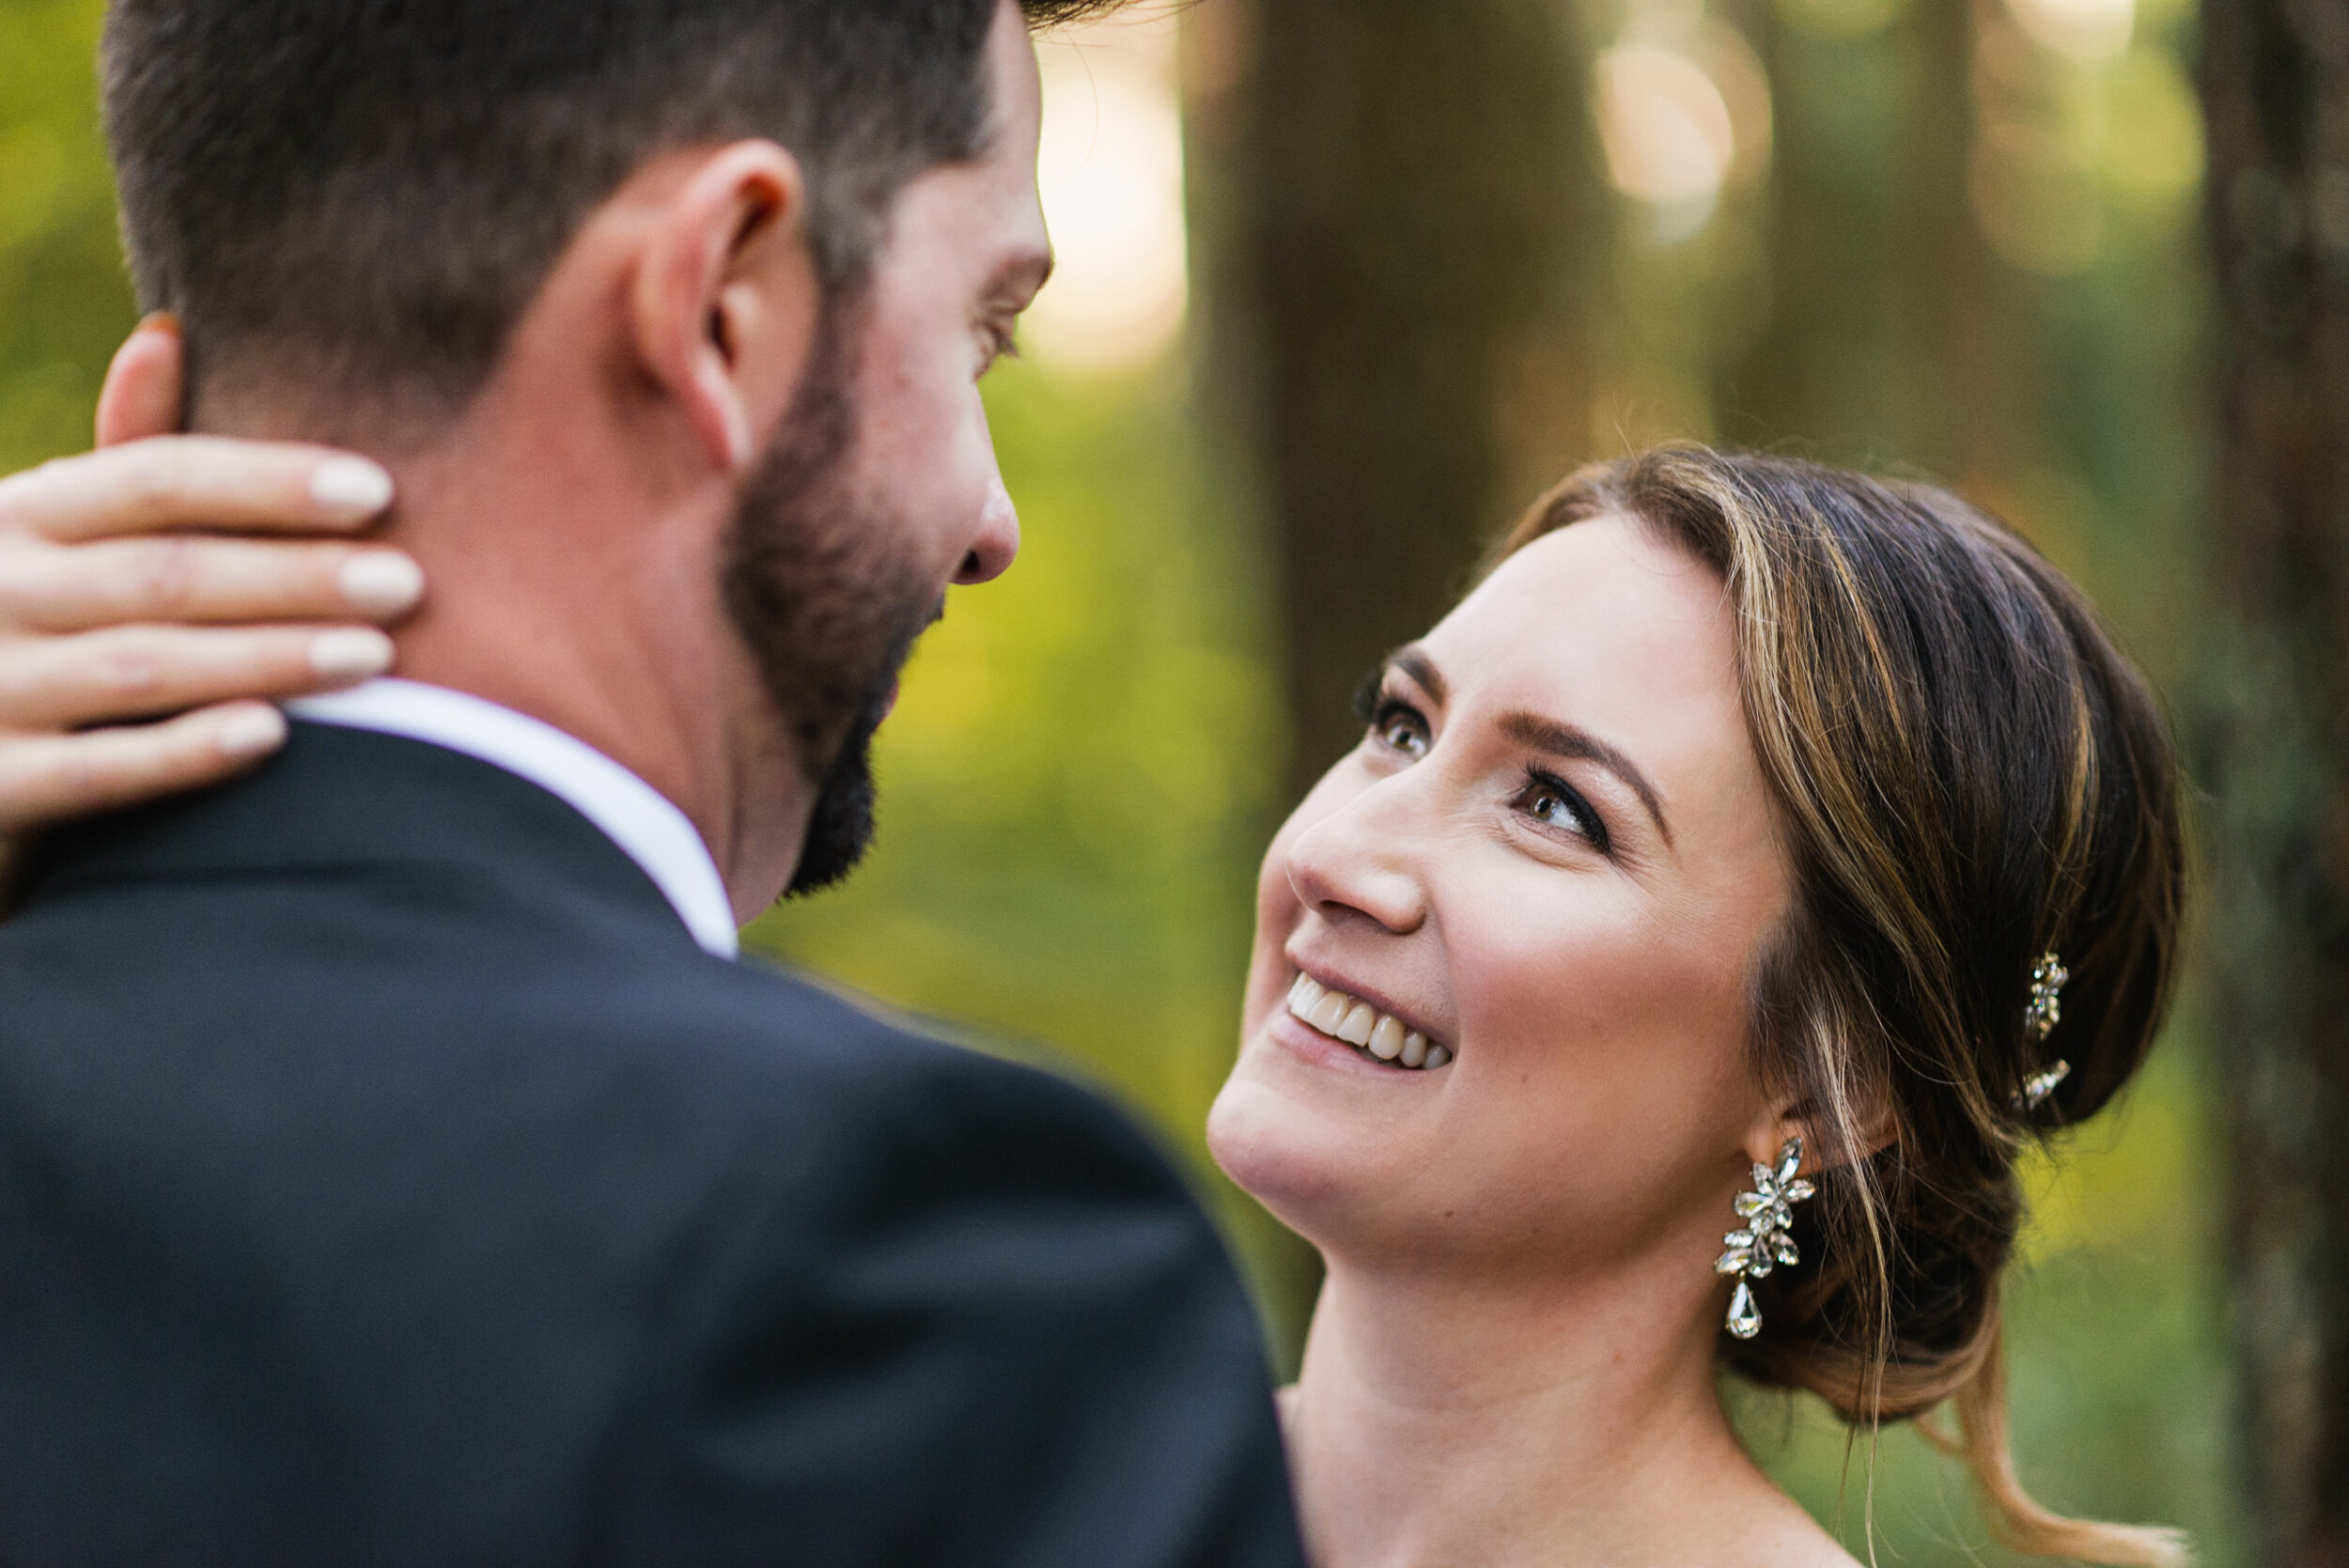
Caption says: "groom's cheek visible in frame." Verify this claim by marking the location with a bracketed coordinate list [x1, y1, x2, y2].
[893, 403, 1004, 590]
[851, 306, 1007, 585]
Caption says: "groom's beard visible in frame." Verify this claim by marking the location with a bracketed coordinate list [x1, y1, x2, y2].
[721, 304, 941, 900]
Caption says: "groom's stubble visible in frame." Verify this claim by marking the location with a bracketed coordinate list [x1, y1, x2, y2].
[722, 291, 944, 899]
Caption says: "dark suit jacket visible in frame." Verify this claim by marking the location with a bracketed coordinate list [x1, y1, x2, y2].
[0, 722, 1305, 1568]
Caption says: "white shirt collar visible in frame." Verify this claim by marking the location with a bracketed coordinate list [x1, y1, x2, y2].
[284, 678, 739, 959]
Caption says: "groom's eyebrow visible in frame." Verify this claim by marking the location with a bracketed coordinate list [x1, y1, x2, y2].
[1498, 710, 1673, 848]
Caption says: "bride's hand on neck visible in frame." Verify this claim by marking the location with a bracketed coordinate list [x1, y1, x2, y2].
[0, 317, 418, 839]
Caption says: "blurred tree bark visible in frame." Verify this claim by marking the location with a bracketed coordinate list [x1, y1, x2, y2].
[1718, 0, 2033, 494]
[2199, 2, 2349, 1561]
[1185, 0, 1603, 803]
[1716, 6, 1921, 455]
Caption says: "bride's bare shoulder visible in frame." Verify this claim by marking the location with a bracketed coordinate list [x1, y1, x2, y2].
[1742, 1492, 1866, 1568]
[1688, 1450, 1865, 1568]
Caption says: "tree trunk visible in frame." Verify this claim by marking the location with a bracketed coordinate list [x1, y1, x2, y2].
[1188, 0, 1603, 802]
[2198, 2, 2349, 1560]
[1717, 0, 2030, 492]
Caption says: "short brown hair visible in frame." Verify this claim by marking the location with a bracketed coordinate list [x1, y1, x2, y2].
[101, 0, 1128, 423]
[1498, 448, 2187, 1567]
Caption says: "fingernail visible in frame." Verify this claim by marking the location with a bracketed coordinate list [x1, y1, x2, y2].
[337, 551, 425, 616]
[309, 628, 396, 681]
[309, 457, 394, 518]
[215, 705, 288, 759]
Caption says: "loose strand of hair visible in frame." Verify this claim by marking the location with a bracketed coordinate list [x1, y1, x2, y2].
[1955, 1308, 2192, 1567]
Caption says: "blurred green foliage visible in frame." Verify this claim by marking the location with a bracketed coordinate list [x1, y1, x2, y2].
[0, 0, 2234, 1559]
[0, 0, 132, 474]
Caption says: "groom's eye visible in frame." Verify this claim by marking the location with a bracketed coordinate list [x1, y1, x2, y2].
[977, 316, 1021, 376]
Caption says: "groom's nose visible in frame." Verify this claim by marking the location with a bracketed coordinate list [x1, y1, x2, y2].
[956, 472, 1020, 584]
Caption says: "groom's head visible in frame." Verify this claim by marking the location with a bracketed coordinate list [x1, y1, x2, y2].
[99, 0, 1118, 903]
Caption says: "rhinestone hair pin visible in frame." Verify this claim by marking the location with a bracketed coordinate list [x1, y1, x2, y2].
[2015, 951, 2070, 1110]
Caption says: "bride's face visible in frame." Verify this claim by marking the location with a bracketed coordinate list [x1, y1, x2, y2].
[1208, 514, 1792, 1279]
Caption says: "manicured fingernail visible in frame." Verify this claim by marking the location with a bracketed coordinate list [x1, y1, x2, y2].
[309, 457, 394, 518]
[215, 705, 287, 759]
[338, 551, 425, 616]
[309, 628, 395, 681]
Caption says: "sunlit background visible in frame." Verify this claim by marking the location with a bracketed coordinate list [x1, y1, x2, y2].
[0, 0, 2233, 1560]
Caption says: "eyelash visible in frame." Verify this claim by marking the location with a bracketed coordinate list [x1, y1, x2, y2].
[1511, 768, 1610, 855]
[980, 319, 1020, 373]
[1357, 682, 1611, 856]
[1360, 690, 1431, 760]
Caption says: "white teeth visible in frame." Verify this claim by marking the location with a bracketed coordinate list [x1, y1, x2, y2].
[1283, 973, 1448, 1072]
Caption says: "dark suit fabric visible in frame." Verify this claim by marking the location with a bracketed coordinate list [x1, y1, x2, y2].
[0, 722, 1304, 1568]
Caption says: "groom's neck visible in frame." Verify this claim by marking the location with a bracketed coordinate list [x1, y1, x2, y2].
[207, 369, 814, 921]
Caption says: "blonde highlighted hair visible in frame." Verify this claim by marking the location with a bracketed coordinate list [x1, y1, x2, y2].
[1495, 448, 2187, 1567]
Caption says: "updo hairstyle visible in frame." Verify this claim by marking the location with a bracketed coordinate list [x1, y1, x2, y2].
[1495, 448, 2186, 1568]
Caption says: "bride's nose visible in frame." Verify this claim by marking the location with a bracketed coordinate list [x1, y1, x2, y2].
[1283, 783, 1429, 934]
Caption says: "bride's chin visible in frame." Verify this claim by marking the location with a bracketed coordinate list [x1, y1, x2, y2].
[1206, 1079, 1342, 1238]
[1207, 1057, 1405, 1243]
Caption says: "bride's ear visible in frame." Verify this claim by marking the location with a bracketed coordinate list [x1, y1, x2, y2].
[1745, 1090, 1898, 1178]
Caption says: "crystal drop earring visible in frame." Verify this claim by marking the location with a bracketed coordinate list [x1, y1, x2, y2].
[1714, 1137, 1816, 1340]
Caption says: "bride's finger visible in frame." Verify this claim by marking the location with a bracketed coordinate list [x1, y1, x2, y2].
[0, 624, 394, 731]
[0, 701, 289, 835]
[0, 437, 394, 543]
[0, 536, 425, 633]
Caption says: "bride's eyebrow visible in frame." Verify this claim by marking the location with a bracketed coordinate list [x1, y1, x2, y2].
[1386, 646, 1448, 706]
[1497, 710, 1673, 848]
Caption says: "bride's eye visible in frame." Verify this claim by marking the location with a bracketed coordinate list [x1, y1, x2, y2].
[1512, 768, 1610, 854]
[1366, 696, 1431, 760]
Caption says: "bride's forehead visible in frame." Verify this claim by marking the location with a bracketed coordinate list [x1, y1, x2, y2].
[1426, 519, 1734, 684]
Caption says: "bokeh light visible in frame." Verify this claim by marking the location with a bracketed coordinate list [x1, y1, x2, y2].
[1596, 44, 1738, 213]
[2008, 0, 2136, 60]
[1023, 13, 1190, 371]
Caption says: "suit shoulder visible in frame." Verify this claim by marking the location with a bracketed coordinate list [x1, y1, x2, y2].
[593, 966, 1300, 1568]
[599, 955, 1199, 1213]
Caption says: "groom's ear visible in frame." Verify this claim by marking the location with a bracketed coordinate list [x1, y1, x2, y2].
[628, 140, 820, 475]
[96, 314, 187, 446]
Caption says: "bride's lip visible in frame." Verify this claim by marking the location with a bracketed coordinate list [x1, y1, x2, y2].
[1284, 959, 1445, 1050]
[1273, 967, 1452, 1074]
[1268, 1005, 1423, 1077]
